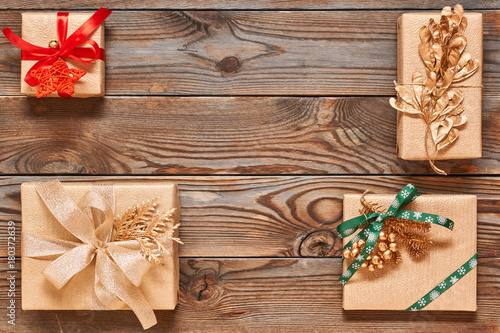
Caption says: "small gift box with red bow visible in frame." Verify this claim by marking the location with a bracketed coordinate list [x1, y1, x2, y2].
[3, 8, 111, 98]
[21, 180, 182, 329]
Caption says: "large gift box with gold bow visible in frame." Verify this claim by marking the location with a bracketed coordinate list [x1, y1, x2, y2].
[390, 5, 482, 175]
[21, 180, 181, 329]
[3, 8, 111, 98]
[339, 184, 477, 311]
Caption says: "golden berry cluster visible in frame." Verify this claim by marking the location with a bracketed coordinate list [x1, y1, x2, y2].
[342, 231, 398, 271]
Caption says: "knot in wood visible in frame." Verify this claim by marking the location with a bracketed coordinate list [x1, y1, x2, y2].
[299, 230, 336, 257]
[308, 198, 342, 224]
[189, 271, 221, 303]
[217, 56, 240, 74]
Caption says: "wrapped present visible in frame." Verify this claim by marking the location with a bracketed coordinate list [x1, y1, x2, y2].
[390, 5, 482, 175]
[3, 8, 111, 98]
[339, 184, 477, 311]
[21, 180, 182, 329]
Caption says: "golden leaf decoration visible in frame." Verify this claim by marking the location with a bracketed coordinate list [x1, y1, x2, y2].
[112, 198, 183, 264]
[390, 4, 480, 175]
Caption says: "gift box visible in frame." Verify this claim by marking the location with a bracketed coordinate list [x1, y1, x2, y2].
[392, 6, 482, 173]
[3, 8, 110, 98]
[342, 190, 477, 311]
[21, 12, 106, 97]
[21, 180, 180, 329]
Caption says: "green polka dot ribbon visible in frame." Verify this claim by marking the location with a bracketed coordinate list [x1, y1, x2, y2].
[337, 184, 477, 310]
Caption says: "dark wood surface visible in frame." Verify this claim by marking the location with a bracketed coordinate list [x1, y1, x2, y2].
[0, 0, 499, 10]
[1, 258, 499, 332]
[1, 96, 500, 175]
[0, 1, 499, 332]
[0, 10, 499, 97]
[1, 176, 500, 258]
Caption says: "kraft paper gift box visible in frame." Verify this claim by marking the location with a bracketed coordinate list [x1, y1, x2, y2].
[21, 181, 180, 314]
[396, 9, 482, 160]
[342, 192, 477, 311]
[19, 11, 107, 97]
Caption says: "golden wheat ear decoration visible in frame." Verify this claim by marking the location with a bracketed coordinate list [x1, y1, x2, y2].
[390, 4, 480, 175]
[112, 198, 183, 264]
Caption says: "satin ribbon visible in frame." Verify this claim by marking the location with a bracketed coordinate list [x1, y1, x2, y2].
[337, 184, 477, 310]
[23, 180, 158, 329]
[2, 7, 111, 86]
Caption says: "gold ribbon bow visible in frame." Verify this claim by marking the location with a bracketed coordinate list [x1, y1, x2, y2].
[23, 180, 178, 329]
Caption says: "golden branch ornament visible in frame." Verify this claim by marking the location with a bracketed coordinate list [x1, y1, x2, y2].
[390, 4, 480, 175]
[113, 198, 183, 264]
[342, 190, 432, 273]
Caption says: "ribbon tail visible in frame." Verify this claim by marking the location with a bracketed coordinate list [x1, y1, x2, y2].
[42, 244, 95, 289]
[92, 272, 127, 310]
[2, 28, 54, 56]
[339, 222, 382, 285]
[60, 8, 111, 58]
[96, 251, 157, 329]
[23, 232, 81, 258]
[1, 28, 60, 86]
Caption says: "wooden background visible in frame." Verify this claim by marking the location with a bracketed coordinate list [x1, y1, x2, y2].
[0, 1, 499, 332]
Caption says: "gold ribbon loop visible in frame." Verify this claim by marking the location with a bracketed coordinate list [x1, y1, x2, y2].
[78, 185, 115, 241]
[34, 180, 97, 245]
[42, 244, 95, 289]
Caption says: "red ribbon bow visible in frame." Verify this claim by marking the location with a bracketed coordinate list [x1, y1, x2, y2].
[2, 7, 111, 87]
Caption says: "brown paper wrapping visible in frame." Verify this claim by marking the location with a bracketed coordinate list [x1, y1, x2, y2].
[20, 12, 105, 97]
[343, 193, 477, 311]
[396, 12, 482, 160]
[21, 181, 180, 310]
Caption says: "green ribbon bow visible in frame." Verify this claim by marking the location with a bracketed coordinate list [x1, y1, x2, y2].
[337, 184, 477, 310]
[338, 184, 454, 286]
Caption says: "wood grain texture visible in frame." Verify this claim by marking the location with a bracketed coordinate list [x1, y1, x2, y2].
[0, 0, 498, 10]
[0, 10, 498, 96]
[1, 176, 499, 258]
[0, 258, 499, 332]
[0, 96, 499, 175]
[0, 2, 499, 332]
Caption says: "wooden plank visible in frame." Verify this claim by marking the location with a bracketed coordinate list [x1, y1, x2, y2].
[0, 1, 498, 10]
[1, 176, 499, 258]
[0, 11, 498, 96]
[0, 258, 498, 332]
[1, 96, 499, 175]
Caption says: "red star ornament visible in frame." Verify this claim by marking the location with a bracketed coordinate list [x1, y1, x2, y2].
[29, 58, 86, 98]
